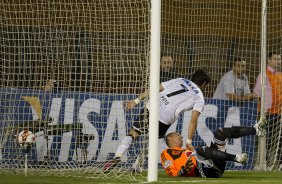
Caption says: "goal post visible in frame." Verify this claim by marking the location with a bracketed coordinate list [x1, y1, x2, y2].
[256, 0, 267, 171]
[148, 0, 161, 182]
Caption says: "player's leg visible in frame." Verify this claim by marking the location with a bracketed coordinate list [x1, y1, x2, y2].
[116, 109, 149, 158]
[158, 122, 172, 139]
[195, 126, 255, 177]
[197, 144, 248, 164]
[213, 126, 256, 149]
[195, 144, 248, 178]
[103, 109, 148, 173]
[212, 126, 256, 159]
[115, 129, 140, 157]
[195, 145, 226, 178]
[131, 121, 171, 172]
[103, 128, 141, 173]
[202, 127, 252, 175]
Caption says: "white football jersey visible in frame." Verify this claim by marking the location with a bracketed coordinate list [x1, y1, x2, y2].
[147, 78, 205, 125]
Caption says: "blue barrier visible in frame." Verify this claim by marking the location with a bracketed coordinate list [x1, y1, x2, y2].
[0, 88, 258, 170]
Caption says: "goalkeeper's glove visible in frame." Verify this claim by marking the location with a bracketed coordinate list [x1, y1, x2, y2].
[179, 158, 194, 176]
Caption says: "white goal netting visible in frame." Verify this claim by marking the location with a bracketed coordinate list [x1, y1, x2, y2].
[0, 0, 282, 182]
[160, 0, 282, 171]
[0, 0, 150, 181]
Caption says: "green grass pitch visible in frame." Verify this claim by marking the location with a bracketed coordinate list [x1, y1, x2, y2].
[0, 171, 281, 184]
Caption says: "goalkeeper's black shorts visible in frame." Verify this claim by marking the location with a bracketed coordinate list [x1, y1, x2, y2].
[132, 108, 171, 138]
[196, 142, 227, 178]
[196, 161, 225, 178]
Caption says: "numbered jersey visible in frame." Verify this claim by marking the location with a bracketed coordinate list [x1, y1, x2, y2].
[147, 78, 205, 125]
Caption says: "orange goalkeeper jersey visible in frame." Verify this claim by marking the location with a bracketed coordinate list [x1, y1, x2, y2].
[160, 146, 197, 177]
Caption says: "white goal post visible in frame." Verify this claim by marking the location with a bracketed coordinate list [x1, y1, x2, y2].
[256, 0, 267, 171]
[1, 0, 282, 182]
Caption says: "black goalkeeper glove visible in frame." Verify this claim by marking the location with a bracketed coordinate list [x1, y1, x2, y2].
[179, 158, 194, 176]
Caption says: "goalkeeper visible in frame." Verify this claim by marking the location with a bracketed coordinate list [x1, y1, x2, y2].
[161, 123, 265, 178]
[103, 70, 211, 173]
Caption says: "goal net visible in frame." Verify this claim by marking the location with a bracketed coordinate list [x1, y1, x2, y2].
[0, 0, 150, 181]
[160, 0, 282, 171]
[0, 0, 282, 182]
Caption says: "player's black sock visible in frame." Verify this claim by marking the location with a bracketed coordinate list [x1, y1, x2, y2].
[214, 126, 256, 141]
[197, 146, 236, 162]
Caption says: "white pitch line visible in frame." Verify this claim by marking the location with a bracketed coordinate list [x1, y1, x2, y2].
[151, 180, 223, 183]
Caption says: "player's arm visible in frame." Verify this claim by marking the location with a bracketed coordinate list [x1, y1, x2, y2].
[123, 84, 164, 110]
[223, 76, 257, 101]
[253, 74, 262, 96]
[226, 93, 258, 101]
[186, 110, 200, 150]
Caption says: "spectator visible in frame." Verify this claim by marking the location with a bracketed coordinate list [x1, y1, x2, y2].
[253, 52, 282, 170]
[160, 54, 179, 82]
[213, 58, 257, 101]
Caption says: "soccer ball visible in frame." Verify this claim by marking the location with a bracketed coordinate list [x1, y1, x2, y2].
[17, 130, 36, 148]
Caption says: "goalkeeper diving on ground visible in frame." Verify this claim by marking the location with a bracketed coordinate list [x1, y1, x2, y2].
[103, 70, 211, 173]
[160, 123, 265, 178]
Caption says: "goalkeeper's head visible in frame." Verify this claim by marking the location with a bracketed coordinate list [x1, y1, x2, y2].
[191, 69, 211, 91]
[165, 132, 183, 148]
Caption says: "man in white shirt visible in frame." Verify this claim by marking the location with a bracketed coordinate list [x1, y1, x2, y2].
[103, 70, 211, 173]
[213, 58, 257, 101]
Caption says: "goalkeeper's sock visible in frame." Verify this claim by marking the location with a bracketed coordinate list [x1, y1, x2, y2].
[198, 146, 236, 162]
[115, 136, 133, 158]
[214, 126, 256, 142]
[226, 126, 256, 138]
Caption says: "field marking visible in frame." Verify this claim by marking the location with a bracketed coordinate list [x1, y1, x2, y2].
[153, 181, 209, 183]
[140, 180, 220, 183]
